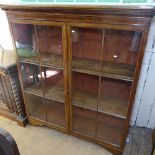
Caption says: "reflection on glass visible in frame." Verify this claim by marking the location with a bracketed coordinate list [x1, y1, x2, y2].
[20, 62, 42, 96]
[45, 98, 65, 127]
[12, 23, 38, 62]
[25, 93, 45, 120]
[102, 30, 142, 78]
[37, 26, 63, 67]
[96, 113, 125, 146]
[41, 67, 64, 102]
[72, 28, 103, 74]
[99, 78, 131, 118]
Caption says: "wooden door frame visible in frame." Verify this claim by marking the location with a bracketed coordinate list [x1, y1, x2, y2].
[66, 22, 149, 149]
[8, 19, 69, 131]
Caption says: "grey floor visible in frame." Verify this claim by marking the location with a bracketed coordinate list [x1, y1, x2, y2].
[123, 127, 152, 155]
[0, 116, 153, 155]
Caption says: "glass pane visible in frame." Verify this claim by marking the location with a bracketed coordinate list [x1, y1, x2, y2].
[99, 78, 131, 118]
[72, 106, 97, 137]
[12, 23, 38, 62]
[20, 62, 43, 96]
[41, 66, 64, 102]
[72, 71, 98, 137]
[71, 28, 103, 74]
[45, 98, 65, 127]
[37, 26, 63, 67]
[96, 113, 125, 146]
[72, 72, 98, 110]
[102, 30, 142, 80]
[25, 93, 45, 120]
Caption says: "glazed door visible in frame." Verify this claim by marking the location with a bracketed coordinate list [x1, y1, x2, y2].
[11, 21, 68, 129]
[68, 24, 142, 146]
[36, 24, 67, 128]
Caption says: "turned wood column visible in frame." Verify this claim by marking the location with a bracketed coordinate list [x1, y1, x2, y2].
[0, 51, 27, 126]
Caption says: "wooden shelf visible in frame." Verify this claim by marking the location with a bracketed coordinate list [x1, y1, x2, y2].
[19, 57, 39, 65]
[72, 90, 98, 111]
[73, 68, 133, 82]
[72, 57, 134, 81]
[25, 84, 43, 96]
[41, 64, 63, 70]
[98, 96, 128, 119]
[103, 61, 134, 77]
[24, 84, 64, 103]
[44, 85, 64, 103]
[40, 53, 63, 68]
[72, 57, 101, 74]
[25, 85, 127, 118]
[72, 89, 127, 118]
[19, 53, 133, 82]
[25, 83, 127, 118]
[19, 56, 63, 70]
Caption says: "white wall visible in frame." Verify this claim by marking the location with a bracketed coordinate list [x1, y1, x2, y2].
[0, 9, 13, 50]
[131, 16, 155, 129]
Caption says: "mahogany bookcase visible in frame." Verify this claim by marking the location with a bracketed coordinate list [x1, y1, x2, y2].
[1, 4, 155, 154]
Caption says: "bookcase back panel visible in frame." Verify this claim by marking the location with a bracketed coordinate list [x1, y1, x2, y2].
[103, 30, 141, 65]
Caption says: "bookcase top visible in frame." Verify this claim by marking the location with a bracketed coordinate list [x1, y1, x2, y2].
[1, 4, 155, 17]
